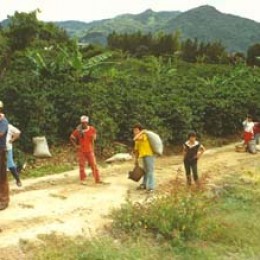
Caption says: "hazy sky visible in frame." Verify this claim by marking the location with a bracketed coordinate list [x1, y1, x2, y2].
[1, 0, 260, 23]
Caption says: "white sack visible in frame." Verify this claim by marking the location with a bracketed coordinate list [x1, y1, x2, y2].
[33, 136, 52, 158]
[105, 153, 132, 163]
[145, 130, 163, 156]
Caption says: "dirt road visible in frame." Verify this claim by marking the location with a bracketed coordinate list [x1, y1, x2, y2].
[1, 143, 259, 257]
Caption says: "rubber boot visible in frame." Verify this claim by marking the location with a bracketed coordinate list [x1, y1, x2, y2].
[9, 167, 22, 187]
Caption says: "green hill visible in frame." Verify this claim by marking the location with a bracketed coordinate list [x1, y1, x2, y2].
[54, 5, 260, 52]
[163, 5, 260, 52]
[56, 9, 180, 45]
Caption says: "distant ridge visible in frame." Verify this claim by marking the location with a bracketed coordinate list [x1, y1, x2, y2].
[1, 5, 260, 52]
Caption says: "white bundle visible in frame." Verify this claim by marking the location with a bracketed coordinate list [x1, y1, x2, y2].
[105, 153, 133, 163]
[33, 136, 52, 158]
[145, 130, 163, 156]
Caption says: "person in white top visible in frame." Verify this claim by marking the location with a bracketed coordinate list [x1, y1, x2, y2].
[7, 124, 22, 187]
[242, 115, 254, 145]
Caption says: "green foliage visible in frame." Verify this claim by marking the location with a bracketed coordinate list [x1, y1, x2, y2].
[111, 190, 209, 242]
[5, 10, 40, 51]
[181, 38, 228, 64]
[247, 43, 260, 67]
[108, 31, 181, 58]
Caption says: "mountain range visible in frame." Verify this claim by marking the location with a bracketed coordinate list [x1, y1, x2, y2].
[55, 5, 260, 53]
[2, 5, 260, 53]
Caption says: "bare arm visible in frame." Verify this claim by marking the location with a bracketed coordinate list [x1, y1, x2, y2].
[70, 135, 79, 149]
[133, 130, 145, 141]
[183, 145, 187, 159]
[133, 150, 139, 165]
[197, 145, 205, 159]
[10, 132, 21, 143]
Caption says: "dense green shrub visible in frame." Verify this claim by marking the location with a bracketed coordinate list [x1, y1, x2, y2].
[111, 190, 210, 242]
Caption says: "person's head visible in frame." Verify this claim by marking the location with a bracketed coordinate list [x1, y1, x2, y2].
[188, 131, 197, 142]
[247, 114, 253, 121]
[80, 115, 89, 128]
[133, 123, 143, 135]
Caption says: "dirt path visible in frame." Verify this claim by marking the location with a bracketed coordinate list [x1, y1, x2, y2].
[1, 143, 260, 256]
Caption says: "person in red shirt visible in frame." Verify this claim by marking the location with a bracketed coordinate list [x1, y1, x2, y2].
[70, 115, 101, 185]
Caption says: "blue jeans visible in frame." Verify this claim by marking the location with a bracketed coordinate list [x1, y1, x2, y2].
[142, 156, 155, 190]
[7, 149, 16, 169]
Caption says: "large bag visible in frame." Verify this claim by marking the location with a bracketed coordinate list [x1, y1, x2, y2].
[145, 130, 163, 156]
[33, 136, 52, 158]
[128, 165, 145, 182]
[248, 140, 257, 154]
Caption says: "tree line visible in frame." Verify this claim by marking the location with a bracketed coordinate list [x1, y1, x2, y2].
[107, 31, 260, 66]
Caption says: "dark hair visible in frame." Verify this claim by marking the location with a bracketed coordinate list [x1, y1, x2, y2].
[188, 131, 197, 139]
[247, 114, 253, 120]
[133, 123, 143, 131]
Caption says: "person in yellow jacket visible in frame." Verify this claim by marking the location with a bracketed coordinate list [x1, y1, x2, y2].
[133, 123, 155, 192]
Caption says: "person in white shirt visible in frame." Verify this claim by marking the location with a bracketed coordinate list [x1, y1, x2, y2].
[7, 124, 22, 187]
[242, 115, 254, 145]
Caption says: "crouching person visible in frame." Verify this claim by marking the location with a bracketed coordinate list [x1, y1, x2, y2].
[133, 124, 155, 192]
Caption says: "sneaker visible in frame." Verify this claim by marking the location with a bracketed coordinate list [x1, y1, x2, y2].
[147, 189, 154, 193]
[80, 181, 87, 185]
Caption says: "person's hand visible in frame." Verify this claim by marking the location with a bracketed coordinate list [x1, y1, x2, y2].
[197, 153, 203, 160]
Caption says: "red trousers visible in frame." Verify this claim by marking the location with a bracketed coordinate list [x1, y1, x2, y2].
[243, 132, 254, 145]
[78, 151, 100, 182]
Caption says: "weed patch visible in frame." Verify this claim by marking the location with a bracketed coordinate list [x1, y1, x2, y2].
[111, 188, 211, 244]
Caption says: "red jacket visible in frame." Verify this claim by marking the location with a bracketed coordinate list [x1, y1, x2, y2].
[71, 125, 96, 153]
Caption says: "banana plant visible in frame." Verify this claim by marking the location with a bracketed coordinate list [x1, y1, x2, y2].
[26, 44, 113, 78]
